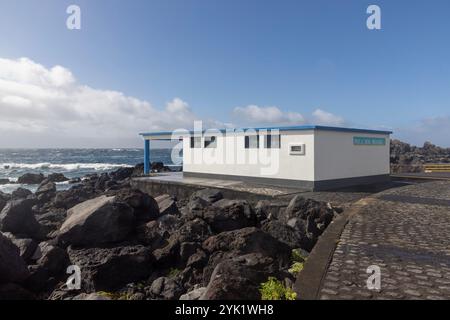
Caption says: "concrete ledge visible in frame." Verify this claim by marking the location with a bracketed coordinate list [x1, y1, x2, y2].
[184, 171, 391, 191]
[183, 171, 315, 190]
[294, 197, 376, 300]
[131, 176, 284, 203]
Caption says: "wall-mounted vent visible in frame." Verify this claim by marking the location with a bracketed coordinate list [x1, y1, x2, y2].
[289, 143, 305, 155]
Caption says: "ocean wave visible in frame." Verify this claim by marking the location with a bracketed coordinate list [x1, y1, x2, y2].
[1, 162, 133, 171]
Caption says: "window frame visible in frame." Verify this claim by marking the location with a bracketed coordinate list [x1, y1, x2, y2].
[244, 134, 260, 149]
[190, 136, 202, 148]
[264, 134, 281, 149]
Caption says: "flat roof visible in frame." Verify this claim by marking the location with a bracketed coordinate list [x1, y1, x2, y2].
[140, 125, 393, 138]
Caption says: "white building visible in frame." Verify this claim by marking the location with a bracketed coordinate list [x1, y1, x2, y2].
[140, 125, 392, 191]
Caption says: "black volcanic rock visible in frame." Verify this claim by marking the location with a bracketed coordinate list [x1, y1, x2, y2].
[58, 195, 135, 247]
[17, 173, 45, 185]
[0, 199, 42, 239]
[201, 253, 288, 300]
[67, 245, 154, 292]
[113, 188, 160, 223]
[0, 232, 30, 284]
[155, 194, 179, 216]
[203, 199, 257, 233]
[11, 187, 32, 200]
[46, 173, 69, 183]
[390, 139, 450, 173]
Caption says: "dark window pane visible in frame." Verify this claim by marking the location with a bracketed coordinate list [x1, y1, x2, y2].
[205, 136, 217, 148]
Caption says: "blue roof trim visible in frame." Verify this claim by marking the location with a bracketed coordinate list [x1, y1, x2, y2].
[139, 125, 392, 137]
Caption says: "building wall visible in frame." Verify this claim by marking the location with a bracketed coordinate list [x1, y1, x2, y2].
[314, 130, 390, 181]
[183, 130, 316, 181]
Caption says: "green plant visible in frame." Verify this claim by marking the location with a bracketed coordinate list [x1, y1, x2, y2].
[288, 261, 304, 276]
[260, 277, 297, 300]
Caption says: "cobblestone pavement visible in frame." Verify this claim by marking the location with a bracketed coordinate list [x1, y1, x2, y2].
[319, 181, 450, 300]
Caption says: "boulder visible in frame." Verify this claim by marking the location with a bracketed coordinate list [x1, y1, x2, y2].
[0, 283, 35, 300]
[179, 285, 207, 300]
[153, 236, 181, 268]
[3, 233, 38, 262]
[0, 232, 30, 284]
[114, 188, 160, 223]
[25, 241, 70, 292]
[17, 173, 45, 185]
[58, 195, 135, 247]
[202, 227, 291, 265]
[0, 192, 8, 212]
[157, 214, 182, 234]
[192, 189, 223, 203]
[201, 253, 286, 300]
[11, 187, 32, 200]
[36, 181, 56, 195]
[254, 200, 286, 221]
[0, 178, 10, 185]
[177, 218, 213, 243]
[155, 194, 179, 216]
[185, 196, 210, 220]
[52, 185, 96, 209]
[151, 162, 170, 172]
[136, 220, 168, 250]
[0, 199, 42, 239]
[283, 195, 335, 241]
[186, 249, 208, 270]
[35, 181, 57, 204]
[46, 173, 69, 183]
[261, 220, 311, 250]
[150, 277, 184, 300]
[94, 173, 110, 191]
[110, 167, 134, 181]
[203, 199, 257, 233]
[36, 209, 67, 236]
[67, 245, 154, 292]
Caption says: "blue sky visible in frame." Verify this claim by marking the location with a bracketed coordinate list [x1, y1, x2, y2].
[0, 0, 449, 147]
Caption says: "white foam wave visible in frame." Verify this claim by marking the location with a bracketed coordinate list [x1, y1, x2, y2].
[1, 162, 132, 171]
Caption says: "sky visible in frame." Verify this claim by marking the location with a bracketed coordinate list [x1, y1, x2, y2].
[0, 0, 449, 148]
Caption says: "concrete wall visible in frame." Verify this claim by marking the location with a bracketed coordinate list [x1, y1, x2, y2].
[183, 130, 316, 182]
[314, 130, 390, 181]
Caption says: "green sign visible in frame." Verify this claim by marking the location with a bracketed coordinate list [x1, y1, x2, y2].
[353, 136, 386, 146]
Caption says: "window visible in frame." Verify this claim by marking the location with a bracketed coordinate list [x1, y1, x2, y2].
[245, 135, 259, 149]
[264, 135, 280, 148]
[204, 136, 217, 148]
[190, 136, 201, 148]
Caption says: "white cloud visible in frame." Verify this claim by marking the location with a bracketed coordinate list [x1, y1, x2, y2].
[0, 57, 203, 147]
[0, 57, 350, 148]
[232, 105, 305, 125]
[232, 105, 346, 127]
[395, 116, 450, 147]
[312, 108, 345, 126]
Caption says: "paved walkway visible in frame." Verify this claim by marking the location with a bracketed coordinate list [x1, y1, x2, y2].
[319, 181, 450, 300]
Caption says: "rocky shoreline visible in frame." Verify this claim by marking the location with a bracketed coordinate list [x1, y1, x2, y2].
[0, 163, 341, 300]
[390, 140, 450, 173]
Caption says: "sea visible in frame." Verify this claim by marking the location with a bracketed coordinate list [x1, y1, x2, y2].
[0, 148, 175, 194]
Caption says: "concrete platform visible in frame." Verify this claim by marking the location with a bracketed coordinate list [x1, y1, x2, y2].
[131, 172, 307, 202]
[131, 172, 408, 208]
